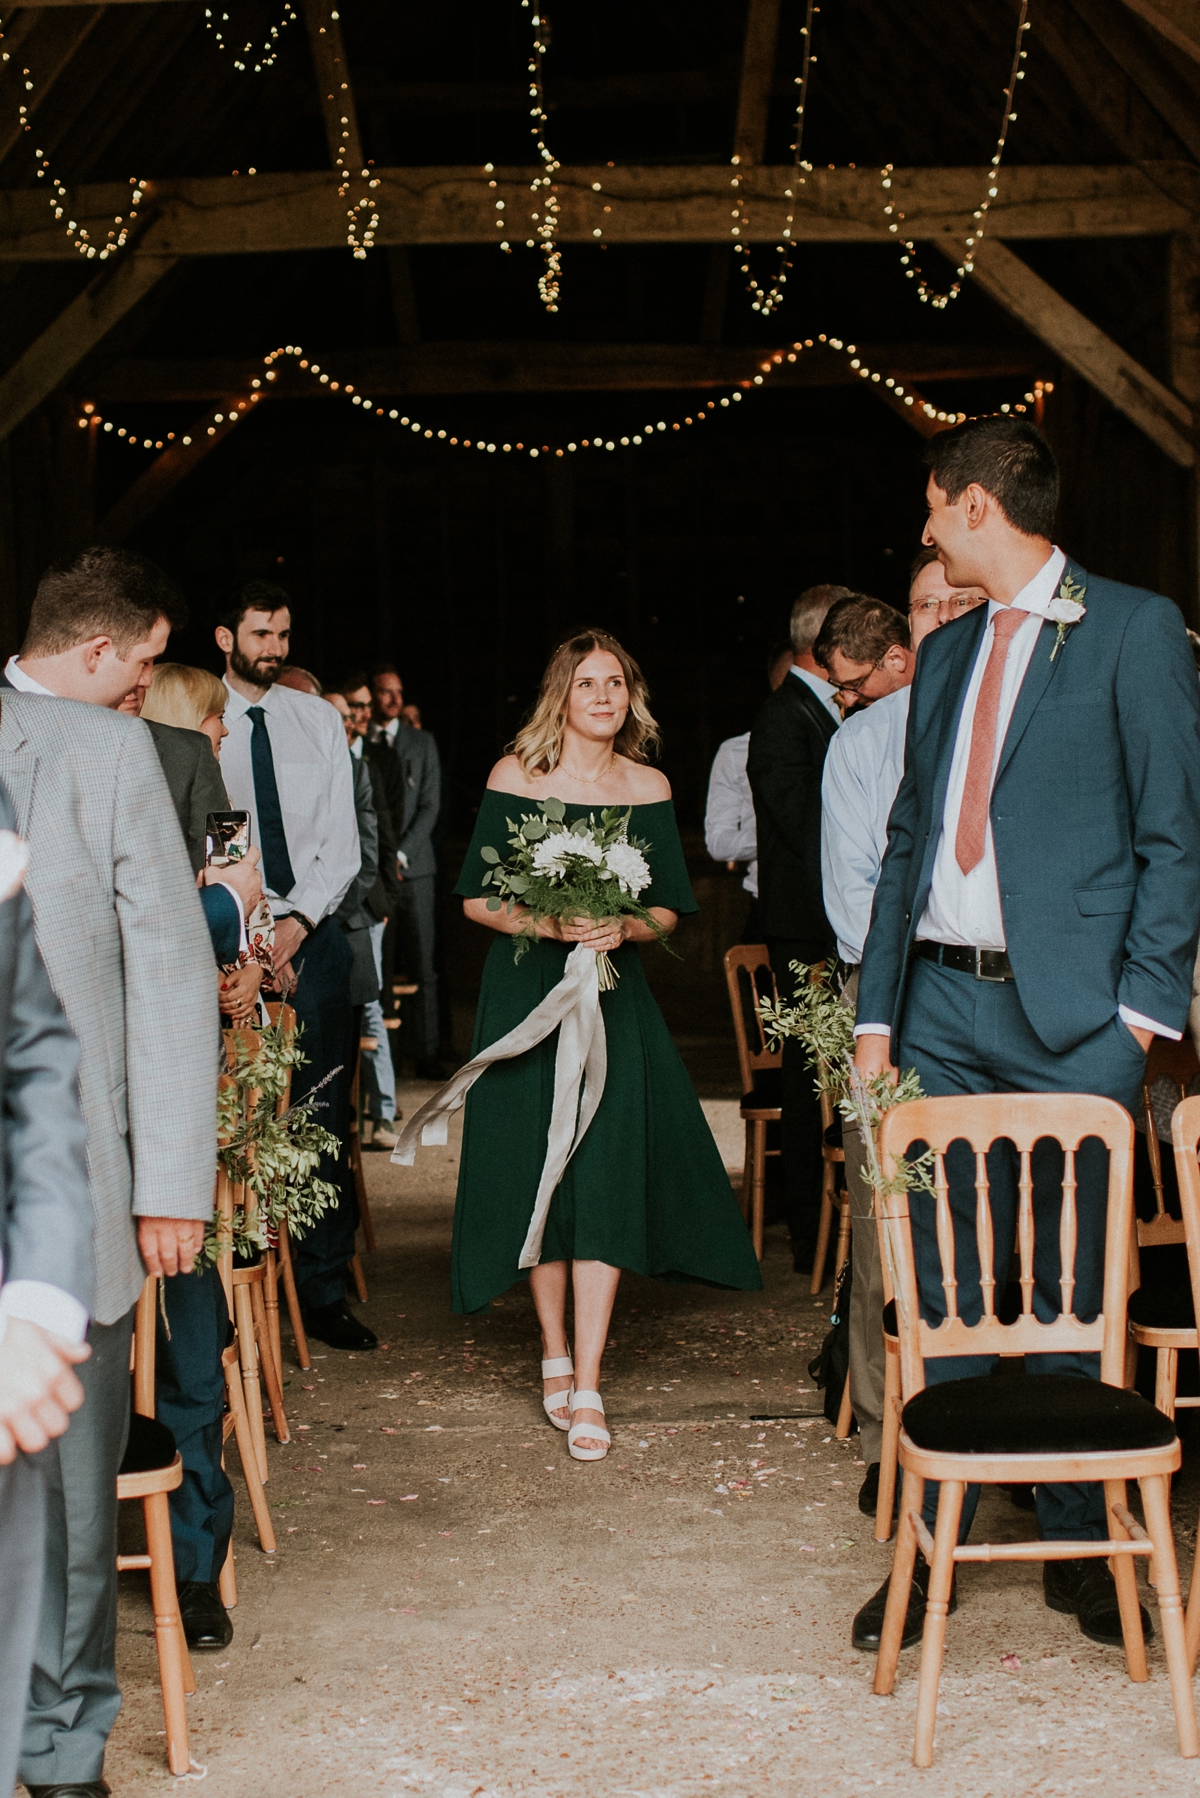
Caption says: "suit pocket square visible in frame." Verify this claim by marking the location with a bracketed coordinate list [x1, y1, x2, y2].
[1075, 885, 1137, 916]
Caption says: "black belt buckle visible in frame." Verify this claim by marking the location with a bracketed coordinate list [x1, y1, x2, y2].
[974, 948, 1010, 982]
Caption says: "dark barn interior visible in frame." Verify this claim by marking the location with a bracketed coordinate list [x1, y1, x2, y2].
[0, 0, 1197, 829]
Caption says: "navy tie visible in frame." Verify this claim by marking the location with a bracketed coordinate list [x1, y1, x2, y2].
[247, 705, 296, 898]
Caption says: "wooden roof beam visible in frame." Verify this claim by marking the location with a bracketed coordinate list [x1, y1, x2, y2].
[302, 0, 364, 173]
[0, 7, 106, 165]
[0, 252, 176, 443]
[965, 239, 1194, 465]
[1119, 0, 1200, 66]
[733, 0, 781, 167]
[1064, 0, 1200, 162]
[0, 164, 1186, 260]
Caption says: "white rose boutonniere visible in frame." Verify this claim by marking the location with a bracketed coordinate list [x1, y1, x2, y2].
[1047, 572, 1086, 661]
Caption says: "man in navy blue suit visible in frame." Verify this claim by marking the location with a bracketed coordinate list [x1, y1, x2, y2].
[850, 416, 1200, 1653]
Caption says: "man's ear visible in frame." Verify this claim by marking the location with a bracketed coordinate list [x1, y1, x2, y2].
[215, 625, 233, 655]
[963, 483, 990, 530]
[81, 635, 113, 674]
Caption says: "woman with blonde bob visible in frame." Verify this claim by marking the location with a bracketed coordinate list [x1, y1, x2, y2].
[142, 662, 230, 757]
[452, 628, 762, 1461]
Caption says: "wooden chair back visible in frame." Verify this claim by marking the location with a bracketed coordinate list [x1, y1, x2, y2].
[1140, 1036, 1200, 1248]
[877, 1092, 1136, 1399]
[723, 944, 781, 1094]
[131, 1275, 159, 1420]
[1169, 1096, 1200, 1355]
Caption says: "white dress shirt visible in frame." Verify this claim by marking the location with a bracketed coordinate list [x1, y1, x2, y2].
[4, 655, 53, 696]
[704, 731, 759, 896]
[221, 682, 359, 925]
[857, 546, 1175, 1039]
[790, 662, 843, 726]
[821, 685, 910, 965]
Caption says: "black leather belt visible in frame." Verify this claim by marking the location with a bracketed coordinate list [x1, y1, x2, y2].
[915, 940, 1014, 982]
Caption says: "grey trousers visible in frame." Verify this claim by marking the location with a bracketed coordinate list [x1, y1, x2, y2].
[21, 1307, 134, 1787]
[396, 874, 438, 1058]
[841, 969, 886, 1467]
[0, 1454, 46, 1798]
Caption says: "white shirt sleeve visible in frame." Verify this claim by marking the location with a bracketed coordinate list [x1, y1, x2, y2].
[0, 1279, 89, 1346]
[704, 737, 757, 865]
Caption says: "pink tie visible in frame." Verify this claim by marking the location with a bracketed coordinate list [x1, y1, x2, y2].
[955, 606, 1027, 875]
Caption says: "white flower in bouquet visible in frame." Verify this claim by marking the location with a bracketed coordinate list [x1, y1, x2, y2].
[531, 829, 603, 879]
[603, 839, 651, 898]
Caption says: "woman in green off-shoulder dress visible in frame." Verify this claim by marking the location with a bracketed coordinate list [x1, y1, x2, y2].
[451, 627, 761, 1462]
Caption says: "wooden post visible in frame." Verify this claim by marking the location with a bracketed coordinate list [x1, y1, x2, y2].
[1169, 229, 1200, 625]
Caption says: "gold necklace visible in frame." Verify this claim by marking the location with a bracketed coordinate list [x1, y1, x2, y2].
[558, 755, 616, 786]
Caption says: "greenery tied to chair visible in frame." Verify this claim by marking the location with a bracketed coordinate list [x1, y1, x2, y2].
[204, 1011, 341, 1264]
[756, 960, 935, 1200]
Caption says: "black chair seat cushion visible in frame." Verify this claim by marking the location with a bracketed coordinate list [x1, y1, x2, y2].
[902, 1373, 1176, 1456]
[742, 1067, 782, 1112]
[119, 1412, 177, 1476]
[1129, 1282, 1196, 1331]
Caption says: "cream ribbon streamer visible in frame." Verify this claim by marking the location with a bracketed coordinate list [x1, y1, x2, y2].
[390, 943, 607, 1267]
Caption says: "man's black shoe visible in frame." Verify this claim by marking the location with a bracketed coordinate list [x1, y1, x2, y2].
[178, 1579, 234, 1650]
[1004, 1482, 1038, 1512]
[25, 1785, 111, 1797]
[1043, 1556, 1153, 1647]
[303, 1298, 378, 1351]
[852, 1553, 957, 1651]
[858, 1462, 900, 1519]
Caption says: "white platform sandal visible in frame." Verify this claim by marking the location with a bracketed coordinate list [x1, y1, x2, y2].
[542, 1356, 574, 1431]
[567, 1390, 611, 1462]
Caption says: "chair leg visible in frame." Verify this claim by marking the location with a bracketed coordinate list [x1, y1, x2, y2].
[875, 1344, 901, 1543]
[913, 1478, 964, 1770]
[359, 1184, 378, 1255]
[262, 1249, 285, 1389]
[749, 1121, 766, 1262]
[223, 1353, 278, 1554]
[874, 1467, 923, 1696]
[739, 1121, 753, 1220]
[349, 1252, 369, 1303]
[1140, 1473, 1200, 1757]
[233, 1284, 270, 1484]
[277, 1223, 312, 1372]
[1188, 1475, 1200, 1671]
[810, 1166, 835, 1296]
[1105, 1479, 1149, 1682]
[250, 1282, 289, 1445]
[833, 1194, 852, 1285]
[142, 1491, 192, 1775]
[1155, 1347, 1179, 1421]
[218, 1535, 237, 1609]
[835, 1372, 854, 1440]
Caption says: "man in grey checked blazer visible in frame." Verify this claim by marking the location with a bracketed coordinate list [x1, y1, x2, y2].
[1, 546, 218, 1796]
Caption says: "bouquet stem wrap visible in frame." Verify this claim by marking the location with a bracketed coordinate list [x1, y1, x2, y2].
[390, 942, 607, 1267]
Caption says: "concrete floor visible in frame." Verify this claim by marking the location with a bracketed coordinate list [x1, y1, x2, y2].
[106, 1087, 1200, 1797]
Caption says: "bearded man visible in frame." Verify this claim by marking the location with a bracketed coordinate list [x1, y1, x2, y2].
[215, 583, 370, 1350]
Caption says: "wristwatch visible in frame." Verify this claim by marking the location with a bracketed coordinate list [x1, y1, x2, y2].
[288, 910, 317, 937]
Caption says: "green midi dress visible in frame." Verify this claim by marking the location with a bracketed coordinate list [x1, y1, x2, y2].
[449, 790, 764, 1314]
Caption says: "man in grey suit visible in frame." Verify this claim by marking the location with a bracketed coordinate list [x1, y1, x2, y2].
[370, 664, 444, 1076]
[2, 545, 217, 1797]
[0, 782, 95, 1798]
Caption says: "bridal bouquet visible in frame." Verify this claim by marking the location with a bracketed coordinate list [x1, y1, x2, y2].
[477, 797, 667, 989]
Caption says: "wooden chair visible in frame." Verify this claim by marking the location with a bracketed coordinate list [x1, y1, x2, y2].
[263, 1003, 311, 1373]
[1129, 1040, 1200, 1419]
[723, 944, 781, 1259]
[117, 1277, 196, 1776]
[346, 1032, 378, 1303]
[1167, 1094, 1200, 1667]
[813, 1083, 852, 1296]
[873, 1092, 1197, 1767]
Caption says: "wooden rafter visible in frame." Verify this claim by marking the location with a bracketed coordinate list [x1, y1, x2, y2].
[0, 252, 176, 443]
[1064, 0, 1200, 163]
[965, 239, 1194, 466]
[1003, 0, 1185, 162]
[95, 391, 258, 542]
[303, 0, 364, 173]
[0, 7, 105, 165]
[0, 164, 1187, 261]
[733, 0, 781, 167]
[82, 342, 1047, 402]
[1119, 0, 1200, 65]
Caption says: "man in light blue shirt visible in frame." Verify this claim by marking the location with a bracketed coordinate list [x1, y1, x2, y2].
[703, 644, 793, 934]
[815, 557, 987, 1518]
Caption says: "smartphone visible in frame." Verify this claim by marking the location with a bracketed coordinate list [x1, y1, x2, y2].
[205, 811, 251, 866]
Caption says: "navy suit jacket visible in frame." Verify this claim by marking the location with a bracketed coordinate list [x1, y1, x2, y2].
[857, 562, 1200, 1055]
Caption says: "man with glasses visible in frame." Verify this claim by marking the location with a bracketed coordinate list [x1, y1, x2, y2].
[816, 565, 987, 1521]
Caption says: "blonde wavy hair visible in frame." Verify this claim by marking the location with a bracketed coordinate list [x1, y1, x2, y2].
[510, 628, 661, 775]
[141, 663, 228, 733]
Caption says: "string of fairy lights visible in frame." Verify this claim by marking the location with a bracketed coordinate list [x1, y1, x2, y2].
[881, 3, 1032, 307]
[523, 2, 562, 312]
[729, 0, 817, 318]
[204, 4, 298, 74]
[76, 339, 1052, 461]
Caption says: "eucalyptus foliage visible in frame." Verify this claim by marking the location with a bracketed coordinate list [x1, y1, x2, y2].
[204, 1010, 341, 1265]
